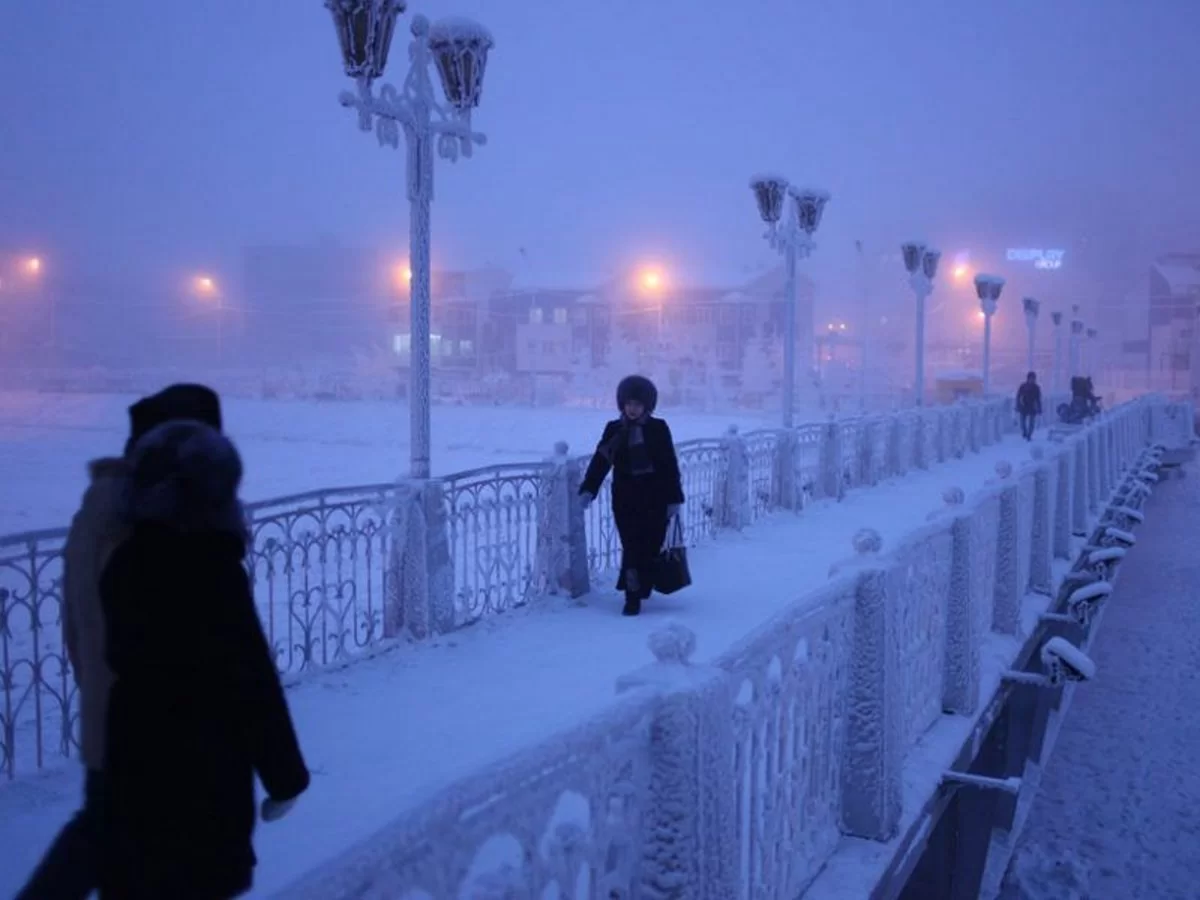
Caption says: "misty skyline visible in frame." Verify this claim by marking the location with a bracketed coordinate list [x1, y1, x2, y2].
[3, 0, 1198, 296]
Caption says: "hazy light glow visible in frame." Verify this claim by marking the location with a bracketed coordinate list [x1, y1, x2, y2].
[394, 263, 413, 288]
[193, 274, 217, 296]
[953, 264, 970, 280]
[25, 256, 42, 275]
[638, 267, 664, 293]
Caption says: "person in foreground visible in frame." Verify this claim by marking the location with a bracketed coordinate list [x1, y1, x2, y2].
[15, 383, 227, 900]
[98, 417, 309, 899]
[1016, 371, 1043, 441]
[579, 375, 685, 616]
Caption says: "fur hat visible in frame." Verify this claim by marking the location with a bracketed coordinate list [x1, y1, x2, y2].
[126, 383, 223, 455]
[616, 375, 658, 414]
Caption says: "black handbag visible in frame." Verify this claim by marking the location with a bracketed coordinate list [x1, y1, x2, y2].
[653, 515, 692, 595]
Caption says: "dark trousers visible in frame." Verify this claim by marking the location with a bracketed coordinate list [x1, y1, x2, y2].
[1020, 412, 1038, 440]
[16, 769, 104, 900]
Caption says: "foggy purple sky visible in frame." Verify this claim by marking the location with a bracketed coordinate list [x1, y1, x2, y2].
[2, 0, 1198, 294]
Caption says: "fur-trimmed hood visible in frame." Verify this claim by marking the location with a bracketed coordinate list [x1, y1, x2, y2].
[123, 420, 247, 539]
[616, 374, 658, 414]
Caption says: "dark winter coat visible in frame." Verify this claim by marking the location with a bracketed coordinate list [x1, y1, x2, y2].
[581, 413, 685, 597]
[98, 421, 309, 900]
[1016, 381, 1043, 415]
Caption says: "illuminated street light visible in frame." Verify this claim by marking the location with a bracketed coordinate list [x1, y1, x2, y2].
[639, 268, 663, 292]
[326, 0, 493, 479]
[750, 174, 831, 427]
[25, 256, 42, 276]
[973, 273, 1005, 395]
[194, 274, 217, 296]
[1051, 310, 1064, 395]
[1022, 296, 1040, 376]
[901, 241, 942, 406]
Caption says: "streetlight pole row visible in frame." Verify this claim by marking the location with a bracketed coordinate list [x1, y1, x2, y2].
[900, 241, 942, 406]
[326, 0, 493, 479]
[974, 273, 1005, 396]
[749, 176, 830, 429]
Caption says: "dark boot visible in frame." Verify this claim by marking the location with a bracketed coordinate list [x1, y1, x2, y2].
[622, 593, 642, 616]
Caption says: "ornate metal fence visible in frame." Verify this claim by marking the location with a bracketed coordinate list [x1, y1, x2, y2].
[0, 527, 73, 779]
[442, 463, 545, 626]
[0, 399, 1017, 779]
[744, 430, 782, 520]
[245, 484, 397, 674]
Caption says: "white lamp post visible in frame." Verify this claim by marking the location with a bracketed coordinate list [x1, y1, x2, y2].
[901, 241, 942, 406]
[974, 273, 1005, 395]
[749, 176, 831, 428]
[325, 0, 493, 479]
[1069, 318, 1084, 380]
[1085, 327, 1097, 378]
[1051, 310, 1064, 395]
[1022, 296, 1039, 376]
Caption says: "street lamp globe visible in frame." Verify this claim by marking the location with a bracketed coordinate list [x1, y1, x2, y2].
[901, 241, 927, 275]
[790, 187, 830, 236]
[974, 273, 1004, 315]
[427, 17, 494, 111]
[325, 0, 405, 81]
[1051, 310, 1062, 327]
[1023, 296, 1040, 319]
[749, 175, 789, 225]
[921, 248, 941, 280]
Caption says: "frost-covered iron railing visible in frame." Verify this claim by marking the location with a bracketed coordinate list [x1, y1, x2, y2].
[274, 685, 657, 900]
[0, 394, 1039, 779]
[268, 397, 1160, 898]
[442, 463, 545, 625]
[244, 484, 398, 674]
[0, 526, 72, 780]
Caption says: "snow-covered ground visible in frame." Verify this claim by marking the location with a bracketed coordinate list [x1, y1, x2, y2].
[0, 419, 1048, 898]
[0, 391, 783, 535]
[994, 466, 1200, 900]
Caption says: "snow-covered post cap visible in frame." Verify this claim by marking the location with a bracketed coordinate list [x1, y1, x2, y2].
[648, 621, 697, 666]
[828, 528, 883, 577]
[853, 527, 883, 555]
[614, 621, 701, 695]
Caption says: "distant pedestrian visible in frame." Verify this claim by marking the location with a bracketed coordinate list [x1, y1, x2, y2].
[1016, 371, 1043, 440]
[579, 375, 685, 616]
[97, 412, 309, 899]
[14, 384, 221, 900]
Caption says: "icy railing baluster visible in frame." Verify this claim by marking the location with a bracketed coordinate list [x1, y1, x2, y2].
[273, 687, 656, 899]
[442, 463, 547, 626]
[712, 580, 856, 898]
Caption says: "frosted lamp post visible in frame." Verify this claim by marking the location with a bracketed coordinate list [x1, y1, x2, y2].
[326, 0, 493, 478]
[1051, 310, 1064, 395]
[1069, 318, 1084, 380]
[1022, 296, 1039, 375]
[1085, 327, 1097, 377]
[750, 176, 830, 428]
[902, 241, 942, 406]
[974, 274, 1005, 395]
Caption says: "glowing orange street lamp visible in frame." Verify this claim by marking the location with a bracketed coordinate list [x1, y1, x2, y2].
[193, 275, 217, 296]
[638, 267, 664, 292]
[393, 262, 413, 289]
[953, 264, 969, 281]
[25, 256, 42, 275]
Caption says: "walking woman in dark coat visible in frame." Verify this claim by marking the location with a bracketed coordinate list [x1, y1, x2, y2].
[580, 375, 685, 616]
[98, 418, 310, 899]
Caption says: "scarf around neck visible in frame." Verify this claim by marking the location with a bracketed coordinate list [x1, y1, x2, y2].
[624, 415, 654, 477]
